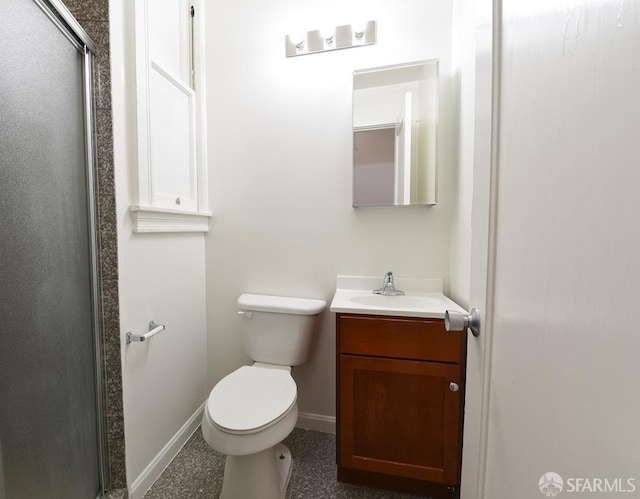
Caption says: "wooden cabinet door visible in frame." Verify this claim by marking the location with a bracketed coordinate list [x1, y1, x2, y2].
[338, 354, 463, 485]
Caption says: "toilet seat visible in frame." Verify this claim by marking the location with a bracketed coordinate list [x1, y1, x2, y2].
[207, 364, 297, 434]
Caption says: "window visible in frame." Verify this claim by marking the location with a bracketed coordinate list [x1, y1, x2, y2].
[130, 0, 210, 232]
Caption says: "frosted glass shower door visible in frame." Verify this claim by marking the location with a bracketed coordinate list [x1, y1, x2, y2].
[0, 0, 102, 497]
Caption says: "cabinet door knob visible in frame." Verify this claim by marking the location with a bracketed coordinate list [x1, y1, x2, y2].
[449, 382, 459, 392]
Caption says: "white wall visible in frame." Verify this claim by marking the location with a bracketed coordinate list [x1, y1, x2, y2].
[203, 0, 456, 424]
[110, 0, 208, 493]
[447, 0, 476, 309]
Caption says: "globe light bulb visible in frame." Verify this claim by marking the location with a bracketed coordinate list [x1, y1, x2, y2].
[288, 32, 306, 49]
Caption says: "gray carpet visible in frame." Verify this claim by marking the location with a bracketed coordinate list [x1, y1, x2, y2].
[144, 427, 424, 498]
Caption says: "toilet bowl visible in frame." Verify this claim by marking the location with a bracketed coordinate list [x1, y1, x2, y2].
[202, 363, 298, 498]
[201, 294, 326, 499]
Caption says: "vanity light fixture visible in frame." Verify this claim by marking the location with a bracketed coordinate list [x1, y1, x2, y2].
[285, 20, 376, 58]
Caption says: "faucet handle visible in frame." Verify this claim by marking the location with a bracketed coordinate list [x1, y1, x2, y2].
[374, 271, 403, 295]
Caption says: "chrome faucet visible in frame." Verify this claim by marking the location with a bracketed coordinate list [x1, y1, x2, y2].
[373, 271, 405, 296]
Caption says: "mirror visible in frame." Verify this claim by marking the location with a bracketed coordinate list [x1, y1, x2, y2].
[352, 59, 438, 207]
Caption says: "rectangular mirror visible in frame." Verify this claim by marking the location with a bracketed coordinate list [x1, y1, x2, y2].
[352, 59, 438, 207]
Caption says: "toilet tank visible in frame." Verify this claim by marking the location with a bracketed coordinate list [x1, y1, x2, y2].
[237, 294, 326, 366]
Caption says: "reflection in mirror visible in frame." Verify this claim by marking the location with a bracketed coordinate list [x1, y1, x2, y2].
[352, 60, 438, 207]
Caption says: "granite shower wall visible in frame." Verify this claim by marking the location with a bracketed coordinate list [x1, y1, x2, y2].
[60, 0, 126, 491]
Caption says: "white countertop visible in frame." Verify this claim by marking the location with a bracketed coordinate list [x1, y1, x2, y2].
[329, 276, 466, 319]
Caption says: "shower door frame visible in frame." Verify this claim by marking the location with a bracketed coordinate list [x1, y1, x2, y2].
[30, 0, 108, 495]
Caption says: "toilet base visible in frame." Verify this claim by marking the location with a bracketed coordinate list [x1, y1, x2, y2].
[220, 443, 292, 499]
[274, 443, 293, 495]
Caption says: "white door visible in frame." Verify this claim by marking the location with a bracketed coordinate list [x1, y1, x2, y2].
[462, 1, 640, 498]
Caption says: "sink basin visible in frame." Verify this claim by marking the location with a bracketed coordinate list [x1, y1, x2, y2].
[350, 295, 439, 309]
[329, 276, 466, 318]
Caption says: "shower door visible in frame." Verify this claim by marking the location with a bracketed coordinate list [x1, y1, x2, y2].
[0, 0, 104, 497]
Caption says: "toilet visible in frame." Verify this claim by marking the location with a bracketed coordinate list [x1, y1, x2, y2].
[201, 293, 326, 499]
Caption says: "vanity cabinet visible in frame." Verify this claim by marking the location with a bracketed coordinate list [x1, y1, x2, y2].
[336, 313, 466, 498]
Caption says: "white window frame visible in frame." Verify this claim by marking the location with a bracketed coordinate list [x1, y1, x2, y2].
[130, 0, 210, 233]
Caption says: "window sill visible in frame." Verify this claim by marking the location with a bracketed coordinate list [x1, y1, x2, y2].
[129, 206, 212, 233]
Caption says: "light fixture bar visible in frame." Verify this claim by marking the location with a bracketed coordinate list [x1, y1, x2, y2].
[285, 21, 377, 58]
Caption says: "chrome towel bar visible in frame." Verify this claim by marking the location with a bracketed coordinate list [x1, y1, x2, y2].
[126, 321, 166, 344]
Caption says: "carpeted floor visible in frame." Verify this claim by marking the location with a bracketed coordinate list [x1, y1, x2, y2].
[143, 427, 426, 498]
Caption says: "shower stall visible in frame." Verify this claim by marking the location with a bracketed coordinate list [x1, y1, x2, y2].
[0, 0, 106, 497]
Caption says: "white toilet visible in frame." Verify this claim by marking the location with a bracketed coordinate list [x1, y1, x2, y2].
[201, 293, 326, 499]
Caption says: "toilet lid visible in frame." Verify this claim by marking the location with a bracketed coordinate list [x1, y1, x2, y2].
[208, 365, 297, 432]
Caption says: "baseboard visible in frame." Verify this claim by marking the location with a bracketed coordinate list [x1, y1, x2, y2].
[129, 402, 205, 499]
[296, 411, 336, 434]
